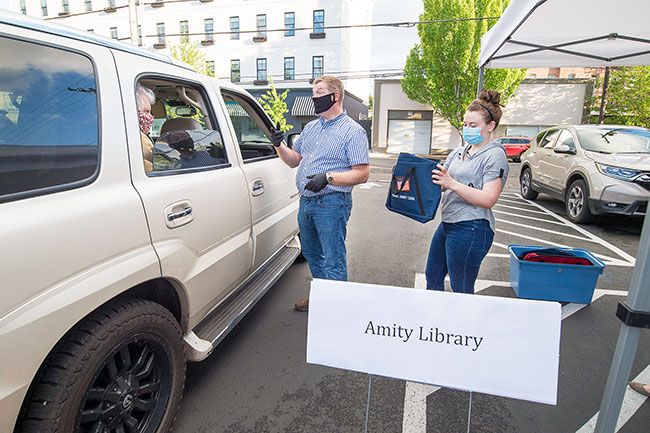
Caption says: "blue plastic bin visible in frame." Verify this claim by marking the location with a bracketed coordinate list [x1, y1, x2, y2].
[508, 245, 606, 304]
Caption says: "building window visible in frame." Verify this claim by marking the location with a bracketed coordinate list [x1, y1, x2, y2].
[230, 16, 239, 40]
[107, 0, 115, 8]
[62, 0, 69, 13]
[19, 0, 26, 14]
[231, 59, 240, 83]
[204, 18, 213, 41]
[40, 0, 47, 16]
[284, 57, 295, 80]
[156, 23, 165, 45]
[257, 58, 267, 81]
[257, 14, 267, 38]
[313, 10, 325, 33]
[284, 12, 295, 37]
[206, 61, 215, 76]
[110, 27, 118, 39]
[157, 23, 165, 44]
[312, 56, 324, 78]
[180, 20, 189, 43]
[84, 0, 92, 12]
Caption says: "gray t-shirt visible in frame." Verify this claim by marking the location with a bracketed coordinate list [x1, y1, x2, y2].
[440, 140, 509, 232]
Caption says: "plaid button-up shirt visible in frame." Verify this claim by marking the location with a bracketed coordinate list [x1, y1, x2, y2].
[293, 111, 369, 197]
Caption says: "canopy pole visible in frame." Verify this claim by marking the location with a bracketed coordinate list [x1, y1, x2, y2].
[477, 66, 485, 97]
[594, 212, 650, 433]
[598, 66, 611, 124]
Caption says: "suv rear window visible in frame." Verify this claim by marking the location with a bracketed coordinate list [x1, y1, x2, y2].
[0, 37, 99, 201]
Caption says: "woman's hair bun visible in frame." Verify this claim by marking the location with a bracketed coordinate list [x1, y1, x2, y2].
[478, 89, 501, 107]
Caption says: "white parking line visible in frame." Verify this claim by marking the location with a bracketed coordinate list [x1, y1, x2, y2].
[497, 197, 541, 207]
[494, 209, 568, 226]
[495, 228, 633, 267]
[494, 203, 549, 215]
[512, 194, 636, 264]
[402, 276, 632, 433]
[496, 218, 592, 242]
[576, 363, 650, 433]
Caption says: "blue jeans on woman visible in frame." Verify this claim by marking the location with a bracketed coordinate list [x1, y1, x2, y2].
[425, 219, 494, 294]
[298, 192, 352, 281]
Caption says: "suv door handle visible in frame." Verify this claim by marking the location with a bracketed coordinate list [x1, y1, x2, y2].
[251, 179, 265, 196]
[167, 206, 192, 222]
[164, 201, 194, 229]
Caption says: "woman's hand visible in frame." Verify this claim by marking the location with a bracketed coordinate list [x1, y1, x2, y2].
[432, 163, 459, 191]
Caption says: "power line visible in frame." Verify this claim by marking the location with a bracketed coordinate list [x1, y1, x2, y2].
[45, 5, 128, 20]
[48, 7, 499, 35]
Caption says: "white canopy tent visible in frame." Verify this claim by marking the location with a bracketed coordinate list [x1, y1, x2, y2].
[478, 2, 650, 433]
[479, 0, 650, 69]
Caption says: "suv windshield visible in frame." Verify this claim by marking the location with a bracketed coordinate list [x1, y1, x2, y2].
[577, 128, 650, 154]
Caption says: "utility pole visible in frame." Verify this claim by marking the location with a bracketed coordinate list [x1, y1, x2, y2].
[598, 66, 611, 124]
[128, 0, 139, 46]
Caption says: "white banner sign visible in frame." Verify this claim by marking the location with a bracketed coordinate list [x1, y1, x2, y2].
[306, 279, 561, 404]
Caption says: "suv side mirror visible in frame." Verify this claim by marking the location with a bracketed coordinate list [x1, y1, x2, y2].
[554, 144, 576, 154]
[287, 132, 300, 149]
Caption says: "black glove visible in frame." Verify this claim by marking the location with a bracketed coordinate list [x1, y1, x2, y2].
[270, 122, 284, 147]
[305, 173, 329, 193]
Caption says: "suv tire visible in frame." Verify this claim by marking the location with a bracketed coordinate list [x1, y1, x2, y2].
[565, 178, 595, 224]
[18, 299, 185, 433]
[520, 167, 539, 200]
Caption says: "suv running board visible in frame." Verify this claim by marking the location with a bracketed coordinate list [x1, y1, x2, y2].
[185, 238, 301, 361]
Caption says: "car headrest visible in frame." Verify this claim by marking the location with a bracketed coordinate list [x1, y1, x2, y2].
[157, 130, 194, 151]
[151, 100, 166, 118]
[160, 117, 202, 134]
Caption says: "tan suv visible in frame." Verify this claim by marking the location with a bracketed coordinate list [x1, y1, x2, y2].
[0, 12, 300, 433]
[519, 125, 650, 223]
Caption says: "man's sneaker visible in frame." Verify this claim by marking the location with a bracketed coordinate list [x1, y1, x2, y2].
[294, 298, 309, 311]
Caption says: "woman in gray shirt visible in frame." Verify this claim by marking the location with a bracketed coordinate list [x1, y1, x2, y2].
[425, 90, 509, 293]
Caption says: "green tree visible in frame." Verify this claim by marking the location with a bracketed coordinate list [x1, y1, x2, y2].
[402, 0, 526, 134]
[259, 78, 293, 132]
[594, 67, 650, 128]
[169, 41, 214, 77]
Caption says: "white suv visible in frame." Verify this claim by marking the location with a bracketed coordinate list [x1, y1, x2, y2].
[519, 125, 650, 223]
[0, 12, 300, 433]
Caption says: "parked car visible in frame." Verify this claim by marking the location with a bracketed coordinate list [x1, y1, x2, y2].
[0, 11, 300, 433]
[519, 125, 650, 223]
[494, 136, 531, 162]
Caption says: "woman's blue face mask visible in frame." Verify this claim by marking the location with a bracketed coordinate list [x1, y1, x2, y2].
[463, 126, 484, 145]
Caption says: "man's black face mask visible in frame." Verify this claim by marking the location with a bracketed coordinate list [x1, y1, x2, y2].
[312, 92, 336, 114]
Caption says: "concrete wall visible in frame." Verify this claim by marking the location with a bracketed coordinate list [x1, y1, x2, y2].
[372, 78, 592, 153]
[372, 80, 461, 152]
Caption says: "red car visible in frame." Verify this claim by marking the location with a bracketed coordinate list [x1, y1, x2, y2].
[494, 136, 531, 162]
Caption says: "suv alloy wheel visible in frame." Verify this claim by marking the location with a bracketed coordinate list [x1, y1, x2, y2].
[520, 167, 539, 200]
[565, 178, 595, 224]
[17, 300, 185, 433]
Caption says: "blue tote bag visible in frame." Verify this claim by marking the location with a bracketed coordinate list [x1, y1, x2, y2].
[385, 153, 442, 223]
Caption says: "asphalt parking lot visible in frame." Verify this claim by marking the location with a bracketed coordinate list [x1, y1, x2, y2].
[173, 155, 649, 433]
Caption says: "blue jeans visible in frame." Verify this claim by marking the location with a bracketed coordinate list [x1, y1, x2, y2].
[298, 192, 353, 281]
[425, 219, 494, 294]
